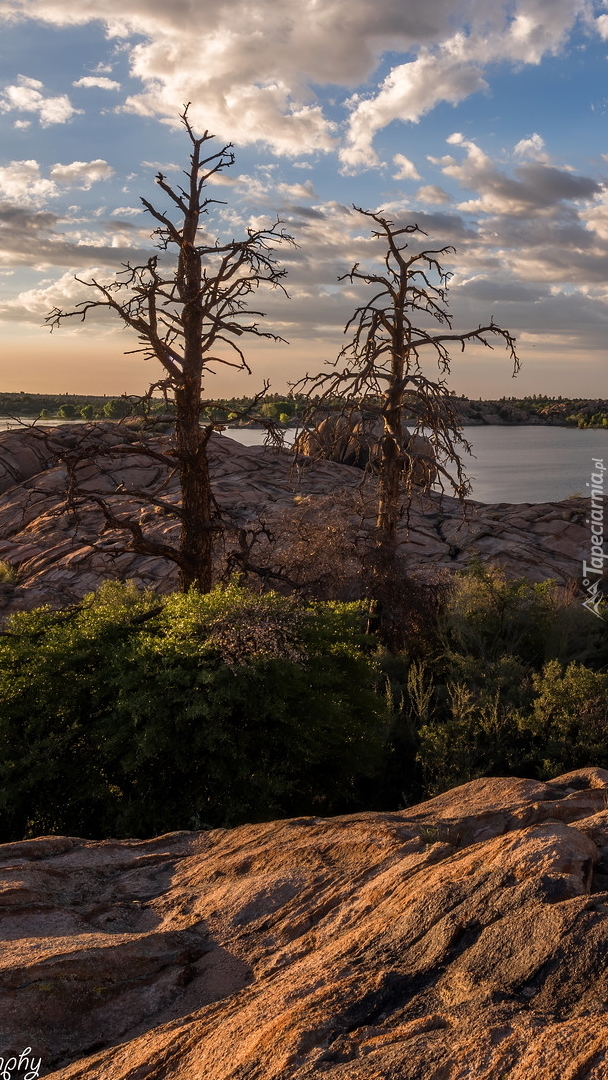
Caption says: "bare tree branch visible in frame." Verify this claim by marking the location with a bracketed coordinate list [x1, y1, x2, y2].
[293, 206, 520, 553]
[46, 105, 295, 591]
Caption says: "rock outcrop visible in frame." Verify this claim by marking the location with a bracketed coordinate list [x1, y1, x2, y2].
[4, 768, 608, 1078]
[293, 412, 437, 485]
[0, 423, 592, 618]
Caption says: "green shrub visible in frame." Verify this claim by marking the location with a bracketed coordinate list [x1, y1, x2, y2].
[102, 398, 132, 419]
[0, 582, 387, 841]
[519, 660, 608, 778]
[437, 562, 607, 669]
[0, 561, 17, 584]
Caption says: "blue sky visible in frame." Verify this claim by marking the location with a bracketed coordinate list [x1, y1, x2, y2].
[0, 0, 607, 398]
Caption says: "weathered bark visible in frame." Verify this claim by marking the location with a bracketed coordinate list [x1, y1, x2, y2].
[174, 381, 213, 591]
[46, 106, 292, 593]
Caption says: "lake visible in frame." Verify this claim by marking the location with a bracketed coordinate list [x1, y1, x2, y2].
[220, 425, 608, 504]
[0, 417, 605, 504]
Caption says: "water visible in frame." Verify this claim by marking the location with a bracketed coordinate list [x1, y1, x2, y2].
[1, 417, 605, 504]
[220, 425, 608, 504]
[0, 417, 87, 430]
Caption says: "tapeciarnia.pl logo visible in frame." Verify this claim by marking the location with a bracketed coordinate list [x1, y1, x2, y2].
[582, 457, 606, 619]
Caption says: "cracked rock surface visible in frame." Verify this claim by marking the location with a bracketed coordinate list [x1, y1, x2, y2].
[3, 768, 608, 1078]
[0, 424, 589, 617]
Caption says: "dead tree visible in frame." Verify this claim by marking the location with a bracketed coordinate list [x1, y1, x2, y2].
[295, 207, 520, 553]
[46, 105, 293, 592]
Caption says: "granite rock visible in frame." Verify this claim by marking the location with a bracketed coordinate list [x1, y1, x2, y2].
[3, 769, 608, 1078]
[0, 423, 593, 618]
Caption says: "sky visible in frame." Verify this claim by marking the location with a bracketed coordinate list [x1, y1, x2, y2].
[0, 0, 608, 400]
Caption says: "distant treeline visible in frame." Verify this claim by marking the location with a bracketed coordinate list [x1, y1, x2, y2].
[0, 392, 149, 420]
[1, 391, 608, 427]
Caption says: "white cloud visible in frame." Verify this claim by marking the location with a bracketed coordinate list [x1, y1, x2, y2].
[277, 179, 317, 200]
[392, 153, 421, 181]
[0, 74, 81, 125]
[13, 119, 30, 129]
[110, 206, 142, 216]
[140, 160, 181, 171]
[0, 160, 57, 205]
[0, 0, 596, 163]
[72, 76, 121, 90]
[415, 184, 452, 204]
[0, 158, 115, 211]
[513, 133, 548, 160]
[0, 267, 129, 322]
[341, 1, 591, 167]
[49, 159, 116, 188]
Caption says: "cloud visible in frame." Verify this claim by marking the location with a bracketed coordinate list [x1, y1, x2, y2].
[513, 132, 548, 160]
[392, 153, 421, 181]
[0, 74, 81, 125]
[342, 49, 487, 169]
[110, 206, 142, 216]
[140, 160, 181, 171]
[49, 160, 116, 188]
[0, 201, 154, 273]
[0, 266, 142, 323]
[0, 159, 116, 209]
[0, 0, 597, 162]
[0, 161, 57, 205]
[72, 76, 121, 90]
[581, 186, 608, 241]
[341, 0, 591, 167]
[277, 179, 317, 200]
[414, 184, 451, 204]
[433, 138, 601, 216]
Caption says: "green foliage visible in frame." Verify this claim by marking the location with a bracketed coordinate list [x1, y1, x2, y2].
[379, 564, 608, 799]
[80, 404, 94, 419]
[0, 582, 387, 841]
[436, 562, 607, 668]
[0, 561, 17, 584]
[103, 398, 132, 419]
[519, 661, 608, 778]
[57, 403, 76, 418]
[259, 400, 296, 419]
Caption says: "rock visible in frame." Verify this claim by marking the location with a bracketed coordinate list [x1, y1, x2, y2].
[4, 768, 608, 1078]
[294, 411, 437, 485]
[0, 424, 594, 619]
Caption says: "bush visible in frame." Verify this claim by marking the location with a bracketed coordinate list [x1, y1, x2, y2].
[103, 398, 132, 419]
[519, 660, 608, 778]
[385, 564, 608, 797]
[0, 582, 387, 841]
[436, 562, 608, 669]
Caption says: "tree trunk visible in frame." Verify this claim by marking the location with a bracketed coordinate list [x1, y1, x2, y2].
[376, 342, 404, 553]
[174, 378, 213, 592]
